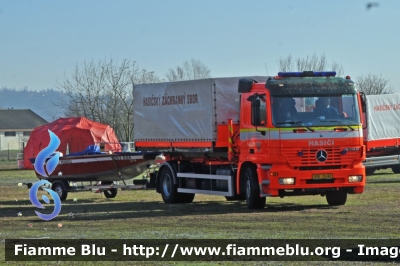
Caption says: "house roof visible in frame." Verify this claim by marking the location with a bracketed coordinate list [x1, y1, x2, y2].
[0, 109, 48, 130]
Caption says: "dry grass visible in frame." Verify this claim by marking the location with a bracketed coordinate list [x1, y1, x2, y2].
[0, 168, 399, 265]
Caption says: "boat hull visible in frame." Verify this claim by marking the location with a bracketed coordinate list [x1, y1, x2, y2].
[31, 153, 155, 182]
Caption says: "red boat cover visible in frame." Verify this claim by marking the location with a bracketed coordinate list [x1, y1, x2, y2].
[23, 117, 121, 169]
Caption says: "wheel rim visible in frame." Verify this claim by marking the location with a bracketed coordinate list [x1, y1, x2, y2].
[162, 174, 172, 197]
[54, 186, 63, 197]
[246, 178, 251, 201]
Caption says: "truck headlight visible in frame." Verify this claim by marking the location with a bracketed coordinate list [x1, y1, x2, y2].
[279, 178, 295, 185]
[348, 175, 362, 182]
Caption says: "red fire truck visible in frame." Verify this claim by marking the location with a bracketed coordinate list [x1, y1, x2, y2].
[133, 71, 366, 209]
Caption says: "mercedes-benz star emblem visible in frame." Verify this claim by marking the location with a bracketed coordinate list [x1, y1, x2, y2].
[316, 150, 328, 162]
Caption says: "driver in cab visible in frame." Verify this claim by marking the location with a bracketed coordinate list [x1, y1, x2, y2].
[314, 97, 339, 118]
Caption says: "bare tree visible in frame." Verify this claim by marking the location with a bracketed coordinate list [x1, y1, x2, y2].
[58, 59, 161, 141]
[276, 53, 393, 95]
[277, 52, 344, 76]
[277, 54, 293, 73]
[355, 73, 394, 95]
[166, 58, 211, 81]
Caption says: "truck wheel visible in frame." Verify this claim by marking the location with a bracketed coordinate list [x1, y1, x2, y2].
[244, 166, 266, 209]
[160, 167, 179, 203]
[326, 190, 347, 206]
[225, 195, 246, 201]
[391, 165, 400, 174]
[365, 168, 376, 176]
[103, 189, 117, 198]
[178, 193, 195, 203]
[52, 181, 69, 201]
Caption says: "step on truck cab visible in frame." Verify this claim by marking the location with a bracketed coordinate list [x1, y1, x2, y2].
[133, 71, 366, 209]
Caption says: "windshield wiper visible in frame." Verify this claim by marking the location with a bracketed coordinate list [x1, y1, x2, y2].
[276, 121, 303, 125]
[319, 120, 355, 131]
[276, 121, 315, 132]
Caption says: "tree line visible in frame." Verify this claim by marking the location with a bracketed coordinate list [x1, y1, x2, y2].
[277, 53, 393, 95]
[57, 58, 211, 142]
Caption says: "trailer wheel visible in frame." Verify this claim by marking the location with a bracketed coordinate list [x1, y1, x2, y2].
[391, 165, 400, 174]
[244, 166, 266, 209]
[52, 181, 69, 201]
[102, 182, 118, 198]
[103, 188, 118, 198]
[160, 167, 179, 203]
[326, 190, 347, 206]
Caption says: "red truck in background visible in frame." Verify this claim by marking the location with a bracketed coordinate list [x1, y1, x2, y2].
[363, 93, 400, 175]
[133, 71, 366, 209]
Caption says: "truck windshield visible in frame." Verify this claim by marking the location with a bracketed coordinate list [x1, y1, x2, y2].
[271, 94, 361, 127]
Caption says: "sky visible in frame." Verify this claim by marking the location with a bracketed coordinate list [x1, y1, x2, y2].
[1, 0, 399, 92]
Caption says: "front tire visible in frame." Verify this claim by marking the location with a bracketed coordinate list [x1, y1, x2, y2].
[391, 165, 400, 174]
[326, 190, 347, 206]
[52, 181, 69, 201]
[366, 168, 376, 176]
[243, 166, 266, 209]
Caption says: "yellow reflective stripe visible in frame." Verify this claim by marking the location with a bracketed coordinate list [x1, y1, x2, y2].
[240, 125, 362, 132]
[228, 124, 233, 134]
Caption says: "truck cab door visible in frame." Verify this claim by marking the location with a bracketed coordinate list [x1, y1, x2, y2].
[239, 93, 270, 157]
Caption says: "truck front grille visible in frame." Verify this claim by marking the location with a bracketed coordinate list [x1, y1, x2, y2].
[282, 147, 355, 167]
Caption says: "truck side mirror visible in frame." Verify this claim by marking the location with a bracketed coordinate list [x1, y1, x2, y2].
[247, 94, 266, 136]
[359, 92, 366, 112]
[238, 79, 257, 93]
[251, 98, 261, 126]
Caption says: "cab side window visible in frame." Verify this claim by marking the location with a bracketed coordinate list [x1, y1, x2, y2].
[251, 99, 267, 126]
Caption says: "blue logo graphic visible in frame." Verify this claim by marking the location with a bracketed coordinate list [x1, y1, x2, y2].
[29, 180, 61, 221]
[29, 130, 62, 220]
[34, 130, 61, 177]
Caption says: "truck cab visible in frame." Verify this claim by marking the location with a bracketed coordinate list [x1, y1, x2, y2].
[134, 73, 366, 209]
[237, 71, 365, 207]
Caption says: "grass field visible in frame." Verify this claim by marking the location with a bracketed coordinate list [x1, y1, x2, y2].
[0, 167, 399, 265]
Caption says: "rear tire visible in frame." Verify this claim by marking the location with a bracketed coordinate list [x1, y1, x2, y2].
[159, 165, 196, 204]
[160, 167, 179, 203]
[178, 193, 195, 203]
[391, 165, 400, 174]
[326, 190, 347, 206]
[243, 166, 266, 209]
[225, 195, 246, 201]
[52, 181, 69, 201]
[103, 189, 118, 198]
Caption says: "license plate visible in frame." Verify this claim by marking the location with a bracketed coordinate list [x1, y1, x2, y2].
[312, 173, 333, 179]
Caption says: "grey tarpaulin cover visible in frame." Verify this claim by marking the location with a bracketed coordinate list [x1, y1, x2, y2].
[133, 77, 268, 142]
[365, 93, 400, 141]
